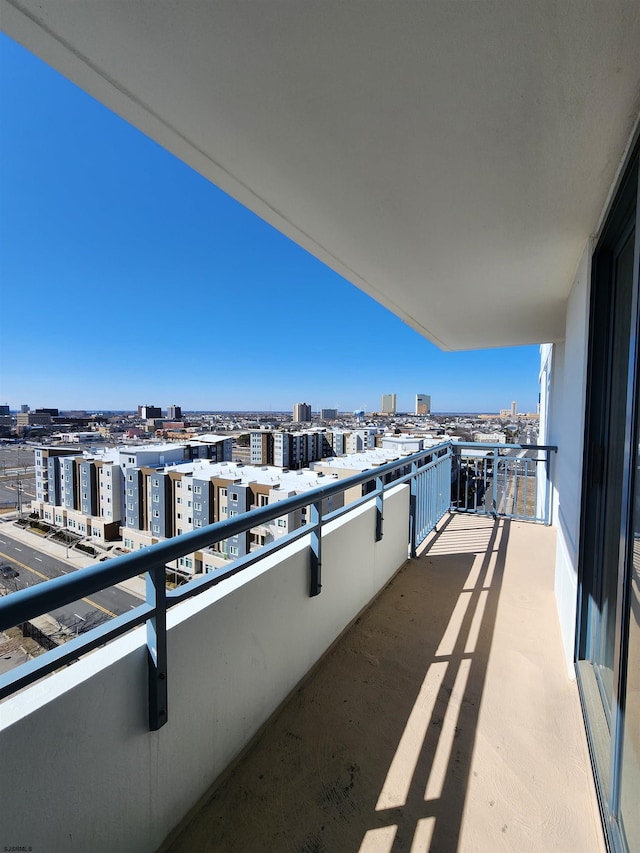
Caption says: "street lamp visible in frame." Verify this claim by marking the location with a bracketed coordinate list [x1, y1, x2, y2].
[15, 477, 23, 517]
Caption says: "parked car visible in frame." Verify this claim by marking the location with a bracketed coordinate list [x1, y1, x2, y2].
[0, 564, 19, 579]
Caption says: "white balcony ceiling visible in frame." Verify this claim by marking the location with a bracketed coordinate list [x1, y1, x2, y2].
[3, 1, 640, 349]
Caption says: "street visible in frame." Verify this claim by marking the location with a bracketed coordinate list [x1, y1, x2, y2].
[0, 527, 142, 633]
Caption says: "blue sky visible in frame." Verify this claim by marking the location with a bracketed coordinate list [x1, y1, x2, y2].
[0, 33, 540, 415]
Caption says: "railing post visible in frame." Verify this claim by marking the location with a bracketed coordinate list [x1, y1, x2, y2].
[410, 462, 418, 558]
[147, 564, 168, 731]
[375, 476, 384, 542]
[545, 448, 554, 525]
[309, 500, 322, 597]
[492, 447, 499, 516]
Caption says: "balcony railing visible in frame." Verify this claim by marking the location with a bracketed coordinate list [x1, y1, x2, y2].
[0, 442, 555, 730]
[451, 441, 555, 523]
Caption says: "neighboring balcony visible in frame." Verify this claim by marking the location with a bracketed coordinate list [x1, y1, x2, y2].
[0, 443, 602, 852]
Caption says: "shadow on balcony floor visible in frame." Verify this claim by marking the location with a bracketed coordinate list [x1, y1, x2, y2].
[162, 514, 602, 853]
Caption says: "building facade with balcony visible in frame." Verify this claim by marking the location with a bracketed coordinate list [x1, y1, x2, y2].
[2, 4, 640, 851]
[34, 439, 232, 541]
[121, 459, 344, 572]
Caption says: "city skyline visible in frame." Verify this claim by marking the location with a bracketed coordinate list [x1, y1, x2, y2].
[0, 33, 541, 414]
[3, 400, 533, 417]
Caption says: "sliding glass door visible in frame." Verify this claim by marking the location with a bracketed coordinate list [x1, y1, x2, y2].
[578, 143, 639, 852]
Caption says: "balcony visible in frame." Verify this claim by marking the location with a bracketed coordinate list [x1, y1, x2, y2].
[0, 443, 602, 852]
[164, 515, 603, 853]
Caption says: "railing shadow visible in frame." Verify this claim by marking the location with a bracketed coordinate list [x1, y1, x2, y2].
[163, 515, 512, 852]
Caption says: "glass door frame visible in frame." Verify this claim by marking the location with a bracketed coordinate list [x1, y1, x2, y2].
[576, 135, 640, 853]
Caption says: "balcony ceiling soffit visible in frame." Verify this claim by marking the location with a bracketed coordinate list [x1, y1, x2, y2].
[4, 1, 640, 349]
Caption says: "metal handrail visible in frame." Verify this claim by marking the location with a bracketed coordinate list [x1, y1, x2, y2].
[0, 442, 451, 721]
[0, 443, 445, 631]
[450, 442, 557, 523]
[0, 440, 555, 725]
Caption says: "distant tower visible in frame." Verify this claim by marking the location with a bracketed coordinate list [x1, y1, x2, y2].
[381, 393, 397, 415]
[321, 408, 338, 420]
[511, 400, 518, 417]
[138, 404, 162, 419]
[293, 402, 312, 422]
[415, 393, 431, 415]
[167, 404, 182, 420]
[20, 404, 29, 413]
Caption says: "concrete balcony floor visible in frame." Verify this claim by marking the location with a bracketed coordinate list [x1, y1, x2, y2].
[163, 514, 604, 853]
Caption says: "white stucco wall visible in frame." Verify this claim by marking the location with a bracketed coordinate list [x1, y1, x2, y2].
[547, 244, 592, 675]
[0, 485, 410, 853]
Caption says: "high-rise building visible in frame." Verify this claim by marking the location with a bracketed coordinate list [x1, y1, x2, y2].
[0, 405, 9, 415]
[415, 394, 431, 415]
[511, 400, 518, 417]
[381, 394, 396, 415]
[321, 408, 338, 420]
[138, 404, 162, 419]
[293, 402, 312, 423]
[20, 404, 29, 413]
[167, 404, 182, 420]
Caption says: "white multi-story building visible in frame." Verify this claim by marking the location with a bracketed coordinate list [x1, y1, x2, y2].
[345, 428, 377, 454]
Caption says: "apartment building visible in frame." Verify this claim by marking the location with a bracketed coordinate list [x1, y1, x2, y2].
[252, 428, 339, 470]
[292, 402, 311, 423]
[345, 428, 377, 454]
[34, 446, 78, 505]
[121, 460, 344, 575]
[187, 434, 233, 462]
[250, 430, 273, 465]
[33, 439, 231, 541]
[330, 429, 349, 455]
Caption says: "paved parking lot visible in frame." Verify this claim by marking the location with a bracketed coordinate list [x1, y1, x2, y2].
[0, 444, 35, 473]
